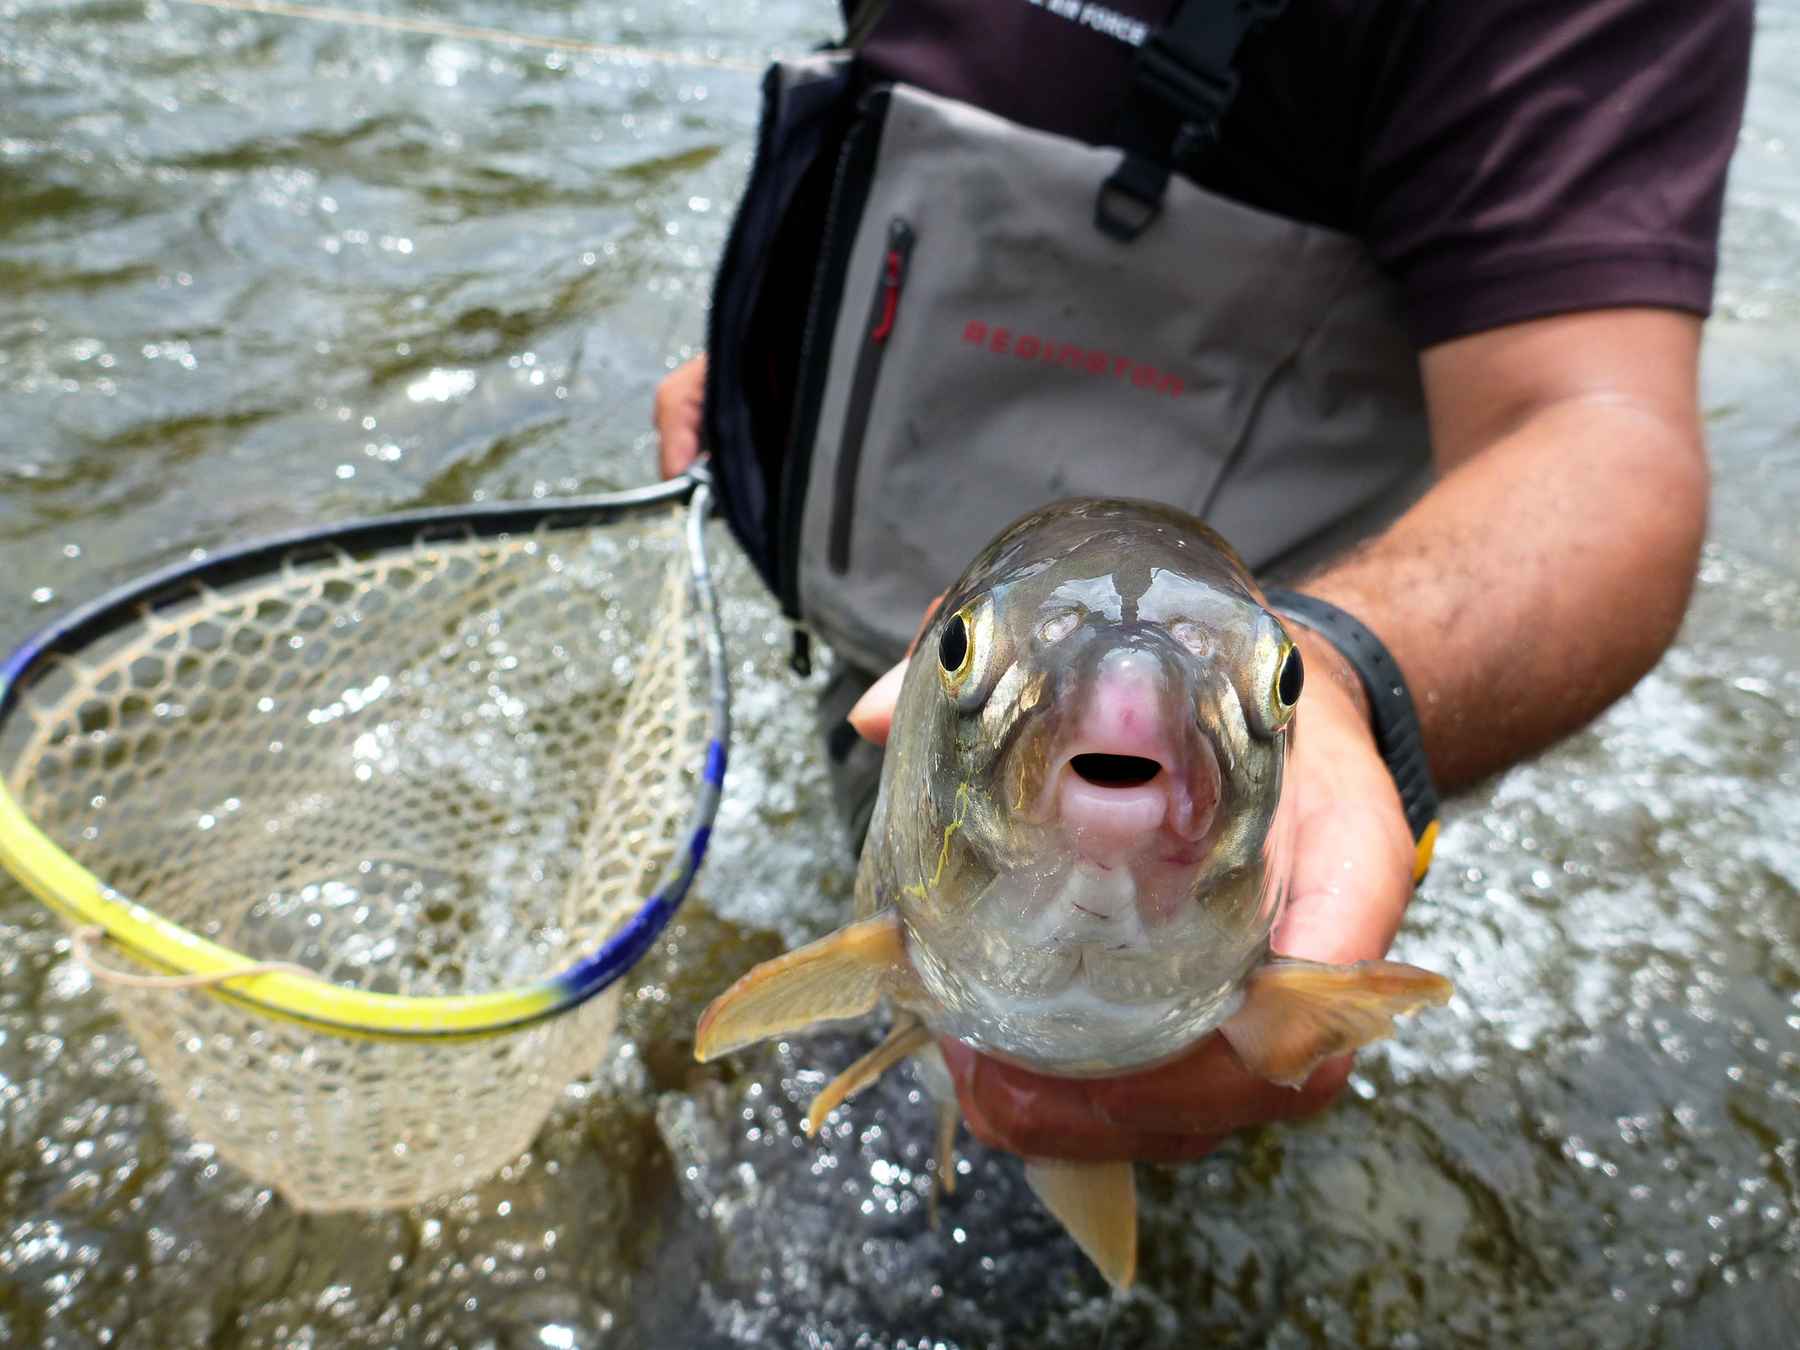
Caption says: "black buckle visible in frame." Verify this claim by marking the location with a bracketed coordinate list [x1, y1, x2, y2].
[1094, 151, 1170, 242]
[1092, 0, 1289, 242]
[1134, 31, 1242, 130]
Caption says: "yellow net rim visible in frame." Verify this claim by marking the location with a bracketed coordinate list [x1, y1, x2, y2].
[0, 474, 731, 1040]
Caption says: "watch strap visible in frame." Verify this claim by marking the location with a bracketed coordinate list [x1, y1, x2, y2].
[1263, 588, 1440, 884]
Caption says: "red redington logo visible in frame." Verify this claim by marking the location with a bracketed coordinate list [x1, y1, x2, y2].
[961, 320, 1185, 398]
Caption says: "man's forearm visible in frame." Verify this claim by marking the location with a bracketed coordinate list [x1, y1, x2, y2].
[1298, 350, 1708, 792]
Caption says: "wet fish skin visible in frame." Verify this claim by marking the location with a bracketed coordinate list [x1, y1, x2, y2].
[858, 498, 1299, 1075]
[696, 498, 1453, 1289]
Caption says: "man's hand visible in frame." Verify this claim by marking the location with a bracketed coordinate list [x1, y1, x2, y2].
[653, 354, 708, 479]
[846, 630, 1415, 1162]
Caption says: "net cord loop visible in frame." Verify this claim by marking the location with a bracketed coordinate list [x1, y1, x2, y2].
[70, 924, 322, 990]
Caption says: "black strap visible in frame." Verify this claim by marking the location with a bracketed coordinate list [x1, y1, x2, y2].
[841, 0, 890, 50]
[1096, 0, 1290, 242]
[1263, 588, 1441, 883]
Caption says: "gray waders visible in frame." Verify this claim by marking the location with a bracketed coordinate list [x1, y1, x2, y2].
[702, 46, 1430, 851]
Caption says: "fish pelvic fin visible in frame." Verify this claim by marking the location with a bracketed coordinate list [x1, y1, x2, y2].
[893, 1038, 963, 1215]
[1023, 1158, 1138, 1290]
[1220, 957, 1455, 1088]
[803, 1016, 933, 1137]
[934, 1097, 961, 1200]
[693, 910, 906, 1062]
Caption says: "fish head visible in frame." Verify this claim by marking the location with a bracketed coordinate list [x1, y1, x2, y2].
[868, 499, 1302, 1074]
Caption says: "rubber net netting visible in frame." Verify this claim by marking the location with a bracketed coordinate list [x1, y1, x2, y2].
[2, 507, 706, 1209]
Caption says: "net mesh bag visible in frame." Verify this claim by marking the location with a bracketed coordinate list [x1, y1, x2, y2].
[0, 499, 714, 1210]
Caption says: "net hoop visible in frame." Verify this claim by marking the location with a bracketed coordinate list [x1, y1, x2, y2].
[0, 470, 730, 1040]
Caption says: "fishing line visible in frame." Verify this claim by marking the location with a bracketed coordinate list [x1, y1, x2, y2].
[167, 0, 769, 73]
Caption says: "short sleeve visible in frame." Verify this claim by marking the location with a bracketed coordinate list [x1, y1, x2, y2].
[1359, 0, 1755, 348]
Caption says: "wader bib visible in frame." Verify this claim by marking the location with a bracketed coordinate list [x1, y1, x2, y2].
[704, 23, 1430, 678]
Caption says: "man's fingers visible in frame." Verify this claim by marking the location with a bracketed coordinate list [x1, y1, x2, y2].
[941, 1037, 1346, 1163]
[1269, 691, 1416, 966]
[845, 595, 945, 748]
[847, 660, 907, 746]
[657, 426, 700, 480]
[652, 355, 707, 479]
[1273, 807, 1412, 965]
[953, 1050, 1230, 1164]
[1089, 1047, 1354, 1133]
[944, 1039, 1110, 1158]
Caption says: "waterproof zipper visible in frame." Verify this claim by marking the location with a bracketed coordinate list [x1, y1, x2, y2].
[827, 217, 914, 574]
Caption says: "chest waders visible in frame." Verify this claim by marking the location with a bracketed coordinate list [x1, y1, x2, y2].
[701, 6, 1432, 839]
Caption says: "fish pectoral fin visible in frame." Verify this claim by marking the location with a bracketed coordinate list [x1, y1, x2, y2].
[694, 910, 907, 1062]
[803, 1017, 933, 1137]
[1219, 957, 1455, 1088]
[1023, 1159, 1138, 1290]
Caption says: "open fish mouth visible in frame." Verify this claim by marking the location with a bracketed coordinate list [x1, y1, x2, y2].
[1050, 740, 1221, 868]
[1015, 644, 1226, 871]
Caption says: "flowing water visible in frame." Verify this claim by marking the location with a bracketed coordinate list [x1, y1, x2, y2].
[1, 2, 1795, 1346]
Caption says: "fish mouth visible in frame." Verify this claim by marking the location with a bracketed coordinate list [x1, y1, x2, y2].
[1042, 725, 1222, 871]
[1013, 645, 1225, 869]
[1068, 752, 1162, 787]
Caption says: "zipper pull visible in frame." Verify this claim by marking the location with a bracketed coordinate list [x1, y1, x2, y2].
[789, 625, 813, 678]
[869, 218, 914, 343]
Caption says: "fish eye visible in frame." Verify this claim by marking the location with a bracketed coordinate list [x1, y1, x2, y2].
[938, 609, 972, 682]
[1276, 644, 1304, 710]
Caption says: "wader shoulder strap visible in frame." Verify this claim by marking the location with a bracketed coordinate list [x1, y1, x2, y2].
[842, 0, 891, 50]
[1096, 0, 1291, 242]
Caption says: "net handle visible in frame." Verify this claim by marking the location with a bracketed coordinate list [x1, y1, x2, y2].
[0, 471, 732, 1040]
[543, 464, 734, 1007]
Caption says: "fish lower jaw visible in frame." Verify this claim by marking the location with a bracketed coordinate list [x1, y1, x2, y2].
[1040, 719, 1222, 865]
[1057, 777, 1173, 859]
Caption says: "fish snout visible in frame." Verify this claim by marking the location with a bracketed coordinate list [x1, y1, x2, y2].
[1052, 647, 1221, 862]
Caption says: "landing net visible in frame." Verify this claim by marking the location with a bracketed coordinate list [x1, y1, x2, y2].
[0, 474, 728, 1209]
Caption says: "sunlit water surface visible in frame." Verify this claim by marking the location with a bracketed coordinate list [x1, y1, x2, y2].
[0, 2, 1795, 1346]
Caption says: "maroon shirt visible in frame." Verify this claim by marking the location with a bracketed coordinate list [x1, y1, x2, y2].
[856, 0, 1753, 347]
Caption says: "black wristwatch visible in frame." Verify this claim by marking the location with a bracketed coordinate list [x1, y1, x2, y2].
[1263, 589, 1440, 885]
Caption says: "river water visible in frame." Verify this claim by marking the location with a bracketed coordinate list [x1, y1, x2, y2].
[0, 2, 1794, 1346]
